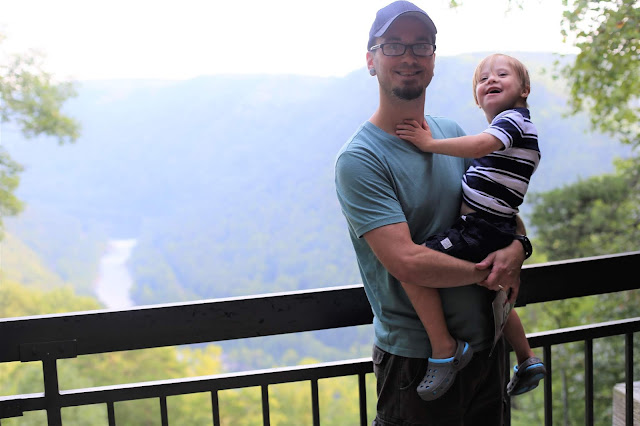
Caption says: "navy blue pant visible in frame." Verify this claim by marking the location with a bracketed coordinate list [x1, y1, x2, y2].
[423, 212, 517, 263]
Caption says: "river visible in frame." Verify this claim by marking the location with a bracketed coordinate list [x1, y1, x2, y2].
[94, 239, 137, 309]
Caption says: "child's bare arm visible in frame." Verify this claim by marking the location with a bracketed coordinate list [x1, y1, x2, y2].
[396, 119, 503, 158]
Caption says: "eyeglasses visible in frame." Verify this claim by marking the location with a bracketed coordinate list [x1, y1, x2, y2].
[369, 43, 436, 57]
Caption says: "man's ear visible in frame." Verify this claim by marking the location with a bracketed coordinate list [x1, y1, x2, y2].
[366, 51, 375, 71]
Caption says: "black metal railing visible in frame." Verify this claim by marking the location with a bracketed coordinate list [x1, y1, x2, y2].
[1, 251, 639, 425]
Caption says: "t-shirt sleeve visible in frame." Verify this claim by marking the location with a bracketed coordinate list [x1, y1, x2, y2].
[335, 149, 406, 238]
[482, 110, 525, 149]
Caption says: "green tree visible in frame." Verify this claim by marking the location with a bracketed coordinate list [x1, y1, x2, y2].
[490, 1, 638, 145]
[0, 33, 80, 229]
[529, 156, 640, 260]
[559, 0, 640, 146]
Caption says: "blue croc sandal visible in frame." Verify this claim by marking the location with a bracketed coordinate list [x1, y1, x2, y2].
[417, 339, 474, 401]
[507, 356, 546, 396]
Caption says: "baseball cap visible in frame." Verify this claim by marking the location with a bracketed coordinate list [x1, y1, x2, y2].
[368, 1, 437, 49]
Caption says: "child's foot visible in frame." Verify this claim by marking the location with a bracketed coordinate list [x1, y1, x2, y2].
[429, 337, 458, 359]
[506, 356, 546, 396]
[417, 339, 474, 401]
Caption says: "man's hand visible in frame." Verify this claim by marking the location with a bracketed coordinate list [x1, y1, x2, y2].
[475, 240, 525, 303]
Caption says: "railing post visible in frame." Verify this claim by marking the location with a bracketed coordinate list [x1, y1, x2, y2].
[585, 338, 593, 425]
[543, 345, 552, 426]
[42, 358, 62, 426]
[107, 401, 116, 426]
[624, 333, 634, 426]
[358, 372, 369, 426]
[211, 391, 221, 426]
[311, 379, 320, 426]
[159, 396, 169, 426]
[261, 385, 270, 426]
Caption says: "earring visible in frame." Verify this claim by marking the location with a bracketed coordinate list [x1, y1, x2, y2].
[369, 68, 376, 76]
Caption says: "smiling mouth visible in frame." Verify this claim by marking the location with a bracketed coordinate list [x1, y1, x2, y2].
[487, 88, 501, 94]
[396, 70, 421, 77]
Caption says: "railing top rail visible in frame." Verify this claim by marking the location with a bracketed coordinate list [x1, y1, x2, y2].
[0, 284, 373, 362]
[517, 250, 640, 306]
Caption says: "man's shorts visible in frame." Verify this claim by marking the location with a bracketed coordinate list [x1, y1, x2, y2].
[371, 339, 506, 425]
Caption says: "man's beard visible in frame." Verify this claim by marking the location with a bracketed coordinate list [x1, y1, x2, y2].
[392, 85, 424, 100]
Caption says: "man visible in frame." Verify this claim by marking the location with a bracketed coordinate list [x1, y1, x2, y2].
[334, 1, 527, 424]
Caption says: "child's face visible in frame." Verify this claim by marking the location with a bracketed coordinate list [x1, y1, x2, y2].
[475, 56, 530, 121]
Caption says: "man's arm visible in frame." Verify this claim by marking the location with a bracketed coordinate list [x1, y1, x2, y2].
[363, 221, 495, 289]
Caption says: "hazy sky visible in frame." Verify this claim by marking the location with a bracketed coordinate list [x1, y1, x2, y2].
[0, 0, 578, 81]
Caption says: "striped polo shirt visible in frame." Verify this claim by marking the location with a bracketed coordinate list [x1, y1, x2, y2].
[462, 107, 540, 218]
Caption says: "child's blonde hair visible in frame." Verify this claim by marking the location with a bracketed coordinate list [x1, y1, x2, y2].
[472, 53, 531, 107]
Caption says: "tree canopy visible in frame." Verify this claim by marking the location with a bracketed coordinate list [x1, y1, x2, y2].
[560, 0, 639, 146]
[0, 33, 80, 229]
[482, 0, 639, 145]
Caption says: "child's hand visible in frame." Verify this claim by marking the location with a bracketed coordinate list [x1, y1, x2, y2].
[396, 119, 434, 151]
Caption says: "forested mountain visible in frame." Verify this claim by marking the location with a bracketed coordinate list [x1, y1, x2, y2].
[2, 52, 630, 306]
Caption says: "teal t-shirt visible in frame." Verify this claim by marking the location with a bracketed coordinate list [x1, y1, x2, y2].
[335, 117, 495, 358]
